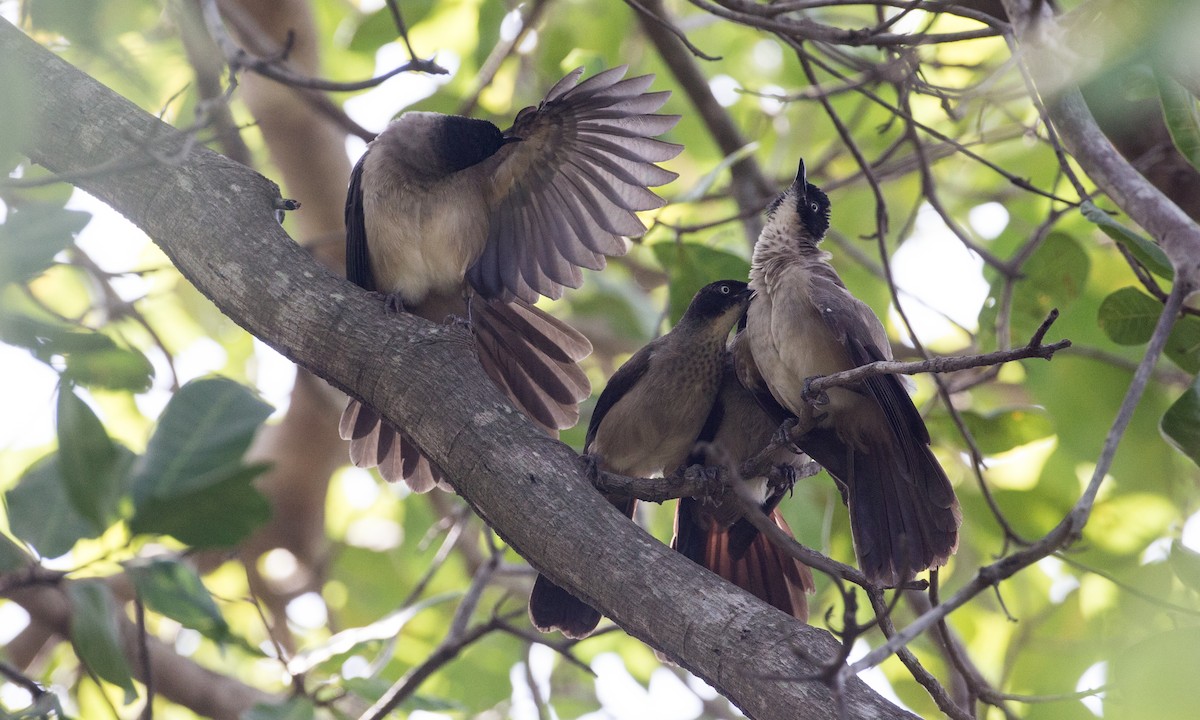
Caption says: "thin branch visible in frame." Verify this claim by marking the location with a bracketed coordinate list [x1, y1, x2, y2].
[135, 596, 154, 720]
[805, 310, 1070, 398]
[201, 0, 445, 94]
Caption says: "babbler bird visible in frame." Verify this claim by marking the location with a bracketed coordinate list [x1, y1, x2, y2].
[339, 66, 682, 491]
[529, 280, 755, 638]
[670, 332, 815, 621]
[737, 160, 960, 586]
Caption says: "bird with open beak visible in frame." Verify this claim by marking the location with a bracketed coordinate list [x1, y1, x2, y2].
[339, 66, 682, 491]
[736, 160, 961, 586]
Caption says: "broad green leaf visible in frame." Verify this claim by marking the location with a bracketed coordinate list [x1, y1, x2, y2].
[1098, 287, 1160, 345]
[0, 312, 154, 391]
[129, 464, 272, 548]
[67, 580, 137, 703]
[930, 407, 1054, 456]
[980, 231, 1090, 341]
[5, 450, 131, 558]
[1156, 69, 1200, 173]
[132, 377, 273, 504]
[241, 697, 316, 720]
[651, 242, 750, 326]
[127, 558, 231, 642]
[1111, 627, 1200, 720]
[675, 143, 760, 203]
[1168, 540, 1200, 592]
[0, 532, 31, 572]
[56, 385, 124, 531]
[0, 205, 91, 286]
[62, 343, 155, 392]
[1166, 315, 1200, 374]
[1161, 376, 1200, 467]
[1081, 200, 1174, 280]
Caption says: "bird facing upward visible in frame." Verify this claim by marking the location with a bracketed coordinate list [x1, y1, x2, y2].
[736, 160, 961, 586]
[529, 280, 755, 638]
[339, 66, 682, 491]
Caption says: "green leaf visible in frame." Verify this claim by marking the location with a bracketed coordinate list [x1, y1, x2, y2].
[1081, 200, 1174, 280]
[127, 558, 231, 641]
[67, 580, 137, 703]
[62, 343, 155, 392]
[651, 242, 751, 326]
[5, 451, 130, 558]
[241, 696, 316, 720]
[1098, 287, 1160, 345]
[132, 377, 273, 504]
[932, 407, 1054, 455]
[1161, 375, 1200, 467]
[1168, 541, 1200, 592]
[0, 312, 155, 391]
[0, 204, 91, 285]
[1111, 627, 1200, 720]
[56, 386, 126, 531]
[1165, 315, 1200, 374]
[129, 463, 272, 547]
[0, 532, 31, 573]
[980, 231, 1090, 341]
[1156, 69, 1200, 173]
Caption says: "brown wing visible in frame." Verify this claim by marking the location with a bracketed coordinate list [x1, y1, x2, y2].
[468, 66, 682, 303]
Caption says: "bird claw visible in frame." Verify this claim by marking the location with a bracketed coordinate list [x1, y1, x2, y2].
[380, 292, 406, 314]
[443, 314, 472, 330]
[767, 464, 797, 495]
[771, 417, 801, 450]
[801, 376, 830, 407]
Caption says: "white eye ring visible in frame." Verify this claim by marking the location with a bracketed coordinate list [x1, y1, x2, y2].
[720, 285, 730, 294]
[810, 201, 820, 212]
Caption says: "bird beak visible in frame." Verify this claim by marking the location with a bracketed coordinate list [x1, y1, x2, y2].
[794, 158, 808, 205]
[502, 135, 524, 145]
[738, 286, 756, 302]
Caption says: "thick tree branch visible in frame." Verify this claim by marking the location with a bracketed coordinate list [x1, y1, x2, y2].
[0, 19, 910, 720]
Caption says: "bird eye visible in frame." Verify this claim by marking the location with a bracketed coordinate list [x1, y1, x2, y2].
[720, 285, 730, 294]
[810, 201, 820, 213]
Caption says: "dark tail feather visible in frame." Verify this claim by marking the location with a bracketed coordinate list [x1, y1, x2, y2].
[801, 427, 960, 586]
[672, 499, 812, 621]
[339, 399, 446, 492]
[339, 298, 590, 492]
[529, 575, 603, 639]
[475, 297, 591, 434]
[529, 496, 635, 637]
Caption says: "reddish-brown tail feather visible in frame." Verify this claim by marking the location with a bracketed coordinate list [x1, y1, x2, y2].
[673, 498, 812, 621]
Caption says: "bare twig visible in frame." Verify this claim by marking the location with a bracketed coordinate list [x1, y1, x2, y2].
[805, 310, 1070, 398]
[201, 0, 445, 94]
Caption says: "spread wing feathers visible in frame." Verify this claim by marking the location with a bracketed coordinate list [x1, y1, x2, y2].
[345, 153, 374, 290]
[338, 400, 447, 492]
[470, 65, 683, 303]
[802, 281, 961, 585]
[673, 500, 812, 621]
[473, 298, 591, 434]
